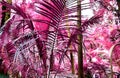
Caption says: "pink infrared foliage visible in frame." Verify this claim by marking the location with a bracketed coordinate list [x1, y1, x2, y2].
[112, 45, 120, 66]
[12, 0, 49, 32]
[1, 0, 120, 77]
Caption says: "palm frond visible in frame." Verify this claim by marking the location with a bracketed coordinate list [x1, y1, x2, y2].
[98, 0, 114, 11]
[1, 0, 34, 30]
[0, 1, 49, 77]
[81, 15, 102, 32]
[33, 1, 81, 76]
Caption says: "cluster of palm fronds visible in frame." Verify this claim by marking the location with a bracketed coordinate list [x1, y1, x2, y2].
[0, 0, 120, 78]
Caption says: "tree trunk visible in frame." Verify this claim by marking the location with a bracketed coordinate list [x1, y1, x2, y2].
[66, 0, 75, 74]
[1, 0, 12, 26]
[77, 0, 84, 78]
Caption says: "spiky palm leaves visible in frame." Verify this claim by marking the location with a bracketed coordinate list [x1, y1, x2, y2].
[0, 0, 46, 77]
[33, 0, 81, 77]
[0, 0, 103, 77]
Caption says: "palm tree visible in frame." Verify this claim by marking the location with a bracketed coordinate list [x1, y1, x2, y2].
[0, 0, 105, 77]
[77, 1, 84, 78]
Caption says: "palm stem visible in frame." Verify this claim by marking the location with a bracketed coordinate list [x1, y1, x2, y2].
[77, 0, 84, 78]
[109, 44, 120, 78]
[70, 51, 75, 74]
[65, 0, 75, 74]
[1, 0, 11, 26]
[67, 28, 75, 74]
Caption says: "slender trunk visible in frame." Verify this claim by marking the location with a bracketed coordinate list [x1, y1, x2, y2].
[70, 51, 75, 74]
[0, 0, 12, 77]
[66, 0, 75, 74]
[50, 52, 54, 70]
[67, 28, 75, 74]
[77, 0, 84, 78]
[1, 0, 12, 26]
[109, 44, 120, 78]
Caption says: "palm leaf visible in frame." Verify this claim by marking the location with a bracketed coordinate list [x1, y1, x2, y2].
[33, 0, 102, 74]
[0, 1, 48, 77]
[98, 0, 114, 11]
[81, 15, 102, 32]
[0, 0, 105, 77]
[33, 0, 81, 76]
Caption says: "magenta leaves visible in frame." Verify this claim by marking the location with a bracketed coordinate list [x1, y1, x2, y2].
[0, 0, 120, 78]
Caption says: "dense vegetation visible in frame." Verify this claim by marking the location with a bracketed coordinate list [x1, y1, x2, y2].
[0, 0, 120, 78]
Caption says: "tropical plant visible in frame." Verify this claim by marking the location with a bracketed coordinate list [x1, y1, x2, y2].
[1, 0, 120, 78]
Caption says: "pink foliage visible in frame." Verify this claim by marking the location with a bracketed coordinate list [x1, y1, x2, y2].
[1, 0, 120, 77]
[112, 45, 120, 66]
